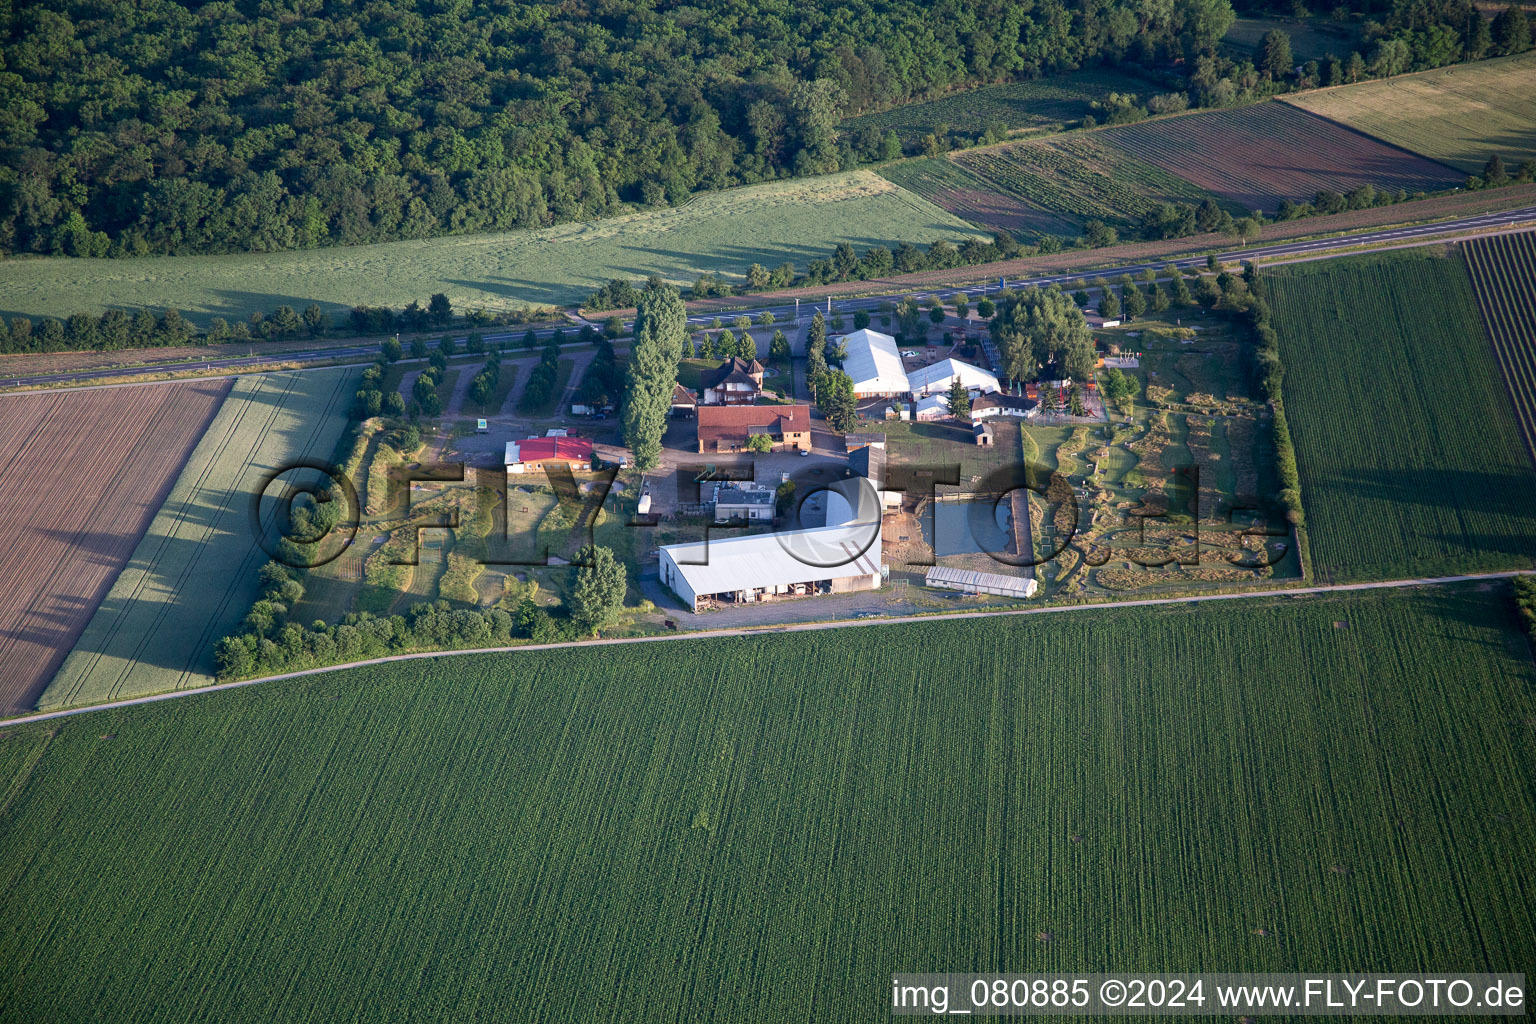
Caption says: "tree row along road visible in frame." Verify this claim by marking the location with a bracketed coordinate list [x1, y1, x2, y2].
[3, 204, 1534, 391]
[3, 570, 1530, 728]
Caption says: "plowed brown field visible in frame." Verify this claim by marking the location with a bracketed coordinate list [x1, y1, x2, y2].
[1098, 101, 1462, 211]
[0, 380, 227, 714]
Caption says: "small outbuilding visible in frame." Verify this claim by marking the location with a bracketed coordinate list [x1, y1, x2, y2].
[844, 432, 887, 453]
[925, 566, 1037, 599]
[505, 436, 594, 474]
[971, 392, 1038, 421]
[713, 483, 774, 521]
[671, 383, 698, 417]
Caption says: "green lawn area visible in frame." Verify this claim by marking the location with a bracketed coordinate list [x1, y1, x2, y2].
[1270, 248, 1536, 581]
[0, 171, 985, 325]
[675, 357, 726, 391]
[41, 367, 360, 708]
[2, 586, 1533, 1020]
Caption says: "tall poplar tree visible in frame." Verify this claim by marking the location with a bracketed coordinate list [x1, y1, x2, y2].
[622, 283, 687, 471]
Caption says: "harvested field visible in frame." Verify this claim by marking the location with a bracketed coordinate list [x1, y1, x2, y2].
[0, 171, 983, 324]
[42, 368, 358, 708]
[1099, 101, 1462, 211]
[955, 134, 1238, 231]
[879, 158, 1075, 235]
[1285, 52, 1536, 174]
[1462, 230, 1536, 462]
[0, 380, 227, 714]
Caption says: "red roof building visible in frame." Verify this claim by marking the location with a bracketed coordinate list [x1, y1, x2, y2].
[696, 404, 812, 453]
[505, 436, 594, 472]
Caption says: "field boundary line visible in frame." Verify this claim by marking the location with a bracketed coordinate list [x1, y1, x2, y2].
[5, 569, 1532, 728]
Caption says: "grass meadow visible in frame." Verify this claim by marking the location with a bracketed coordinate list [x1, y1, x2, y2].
[0, 171, 984, 325]
[1270, 248, 1536, 581]
[840, 67, 1156, 144]
[1285, 52, 1536, 173]
[41, 367, 359, 708]
[1221, 16, 1365, 62]
[1, 587, 1533, 1021]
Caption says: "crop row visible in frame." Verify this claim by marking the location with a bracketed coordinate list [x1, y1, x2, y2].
[2, 588, 1534, 1020]
[957, 135, 1222, 228]
[1462, 231, 1536, 463]
[1269, 250, 1536, 581]
[41, 367, 359, 708]
[0, 381, 228, 713]
[878, 157, 1074, 236]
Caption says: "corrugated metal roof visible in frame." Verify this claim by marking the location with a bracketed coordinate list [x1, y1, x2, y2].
[664, 524, 881, 595]
[839, 329, 909, 395]
[925, 566, 1036, 598]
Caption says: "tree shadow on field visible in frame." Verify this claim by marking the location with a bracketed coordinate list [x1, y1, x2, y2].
[1413, 583, 1536, 666]
[40, 371, 361, 693]
[1330, 466, 1536, 526]
[446, 277, 584, 308]
[0, 289, 354, 332]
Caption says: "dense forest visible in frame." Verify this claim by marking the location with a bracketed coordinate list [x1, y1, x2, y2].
[1, 0, 1237, 257]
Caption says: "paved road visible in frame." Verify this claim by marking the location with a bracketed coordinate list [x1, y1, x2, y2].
[4, 205, 1533, 391]
[674, 205, 1536, 329]
[4, 569, 1528, 728]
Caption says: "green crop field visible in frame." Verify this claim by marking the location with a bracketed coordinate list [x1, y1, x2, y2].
[1463, 230, 1536, 461]
[1270, 249, 1536, 581]
[0, 171, 984, 326]
[955, 134, 1240, 231]
[841, 68, 1156, 144]
[2, 587, 1534, 1021]
[1285, 52, 1536, 174]
[41, 368, 359, 708]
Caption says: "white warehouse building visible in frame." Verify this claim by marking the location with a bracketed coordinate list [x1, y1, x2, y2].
[838, 328, 1002, 401]
[905, 357, 1000, 397]
[839, 328, 911, 398]
[659, 478, 883, 612]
